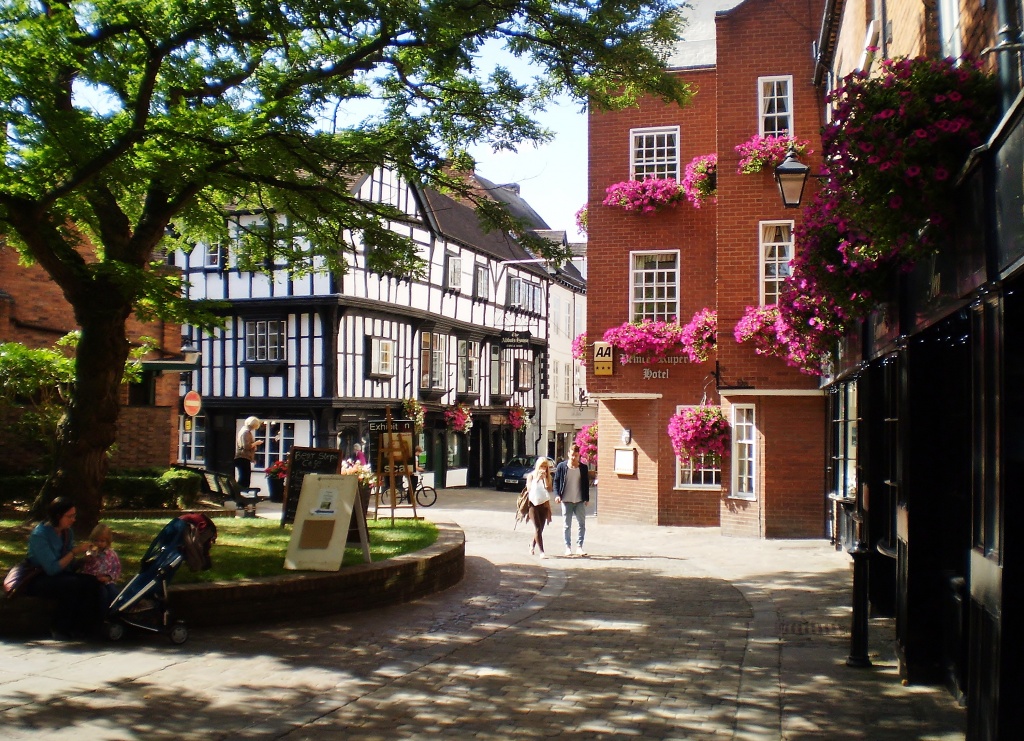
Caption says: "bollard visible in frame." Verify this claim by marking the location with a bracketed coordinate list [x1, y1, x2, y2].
[846, 542, 872, 667]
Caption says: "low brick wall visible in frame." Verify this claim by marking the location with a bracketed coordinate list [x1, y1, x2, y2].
[0, 522, 465, 635]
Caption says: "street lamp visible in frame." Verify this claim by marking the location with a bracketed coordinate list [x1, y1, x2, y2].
[774, 145, 811, 208]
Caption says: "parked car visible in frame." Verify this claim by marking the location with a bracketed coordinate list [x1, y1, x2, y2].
[495, 456, 554, 491]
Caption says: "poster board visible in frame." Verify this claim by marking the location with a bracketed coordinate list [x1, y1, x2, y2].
[281, 447, 343, 526]
[368, 416, 417, 521]
[284, 474, 370, 570]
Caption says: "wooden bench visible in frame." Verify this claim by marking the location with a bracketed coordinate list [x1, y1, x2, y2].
[177, 466, 265, 517]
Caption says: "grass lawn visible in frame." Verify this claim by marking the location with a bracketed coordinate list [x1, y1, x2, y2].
[0, 514, 437, 584]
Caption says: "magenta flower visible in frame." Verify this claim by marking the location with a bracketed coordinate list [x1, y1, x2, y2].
[667, 406, 731, 462]
[602, 178, 686, 213]
[735, 134, 812, 174]
[682, 153, 718, 208]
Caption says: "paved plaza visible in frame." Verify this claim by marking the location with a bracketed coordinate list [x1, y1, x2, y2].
[1, 488, 965, 739]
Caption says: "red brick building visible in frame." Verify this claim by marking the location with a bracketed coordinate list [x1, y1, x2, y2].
[0, 242, 181, 473]
[586, 0, 827, 537]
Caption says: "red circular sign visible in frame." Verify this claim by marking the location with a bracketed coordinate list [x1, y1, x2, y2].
[183, 390, 202, 416]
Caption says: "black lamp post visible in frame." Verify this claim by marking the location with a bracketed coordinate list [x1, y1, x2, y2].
[774, 145, 811, 208]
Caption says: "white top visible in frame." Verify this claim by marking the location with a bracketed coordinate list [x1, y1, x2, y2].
[526, 474, 552, 506]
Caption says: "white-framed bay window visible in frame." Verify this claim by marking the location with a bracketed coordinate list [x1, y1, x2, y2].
[457, 339, 480, 394]
[731, 405, 757, 500]
[245, 319, 286, 362]
[630, 250, 679, 321]
[758, 75, 793, 137]
[631, 126, 679, 180]
[760, 221, 794, 305]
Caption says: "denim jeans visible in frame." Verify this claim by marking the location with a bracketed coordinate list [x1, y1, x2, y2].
[562, 501, 587, 548]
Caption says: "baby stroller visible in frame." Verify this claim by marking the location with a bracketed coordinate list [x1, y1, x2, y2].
[104, 513, 217, 645]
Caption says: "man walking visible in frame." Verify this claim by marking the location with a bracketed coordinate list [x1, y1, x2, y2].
[553, 444, 590, 556]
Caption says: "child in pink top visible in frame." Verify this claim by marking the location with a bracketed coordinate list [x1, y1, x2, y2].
[80, 523, 122, 606]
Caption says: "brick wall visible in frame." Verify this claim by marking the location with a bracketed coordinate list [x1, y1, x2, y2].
[587, 0, 828, 538]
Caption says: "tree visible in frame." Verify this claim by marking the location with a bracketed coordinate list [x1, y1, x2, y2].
[0, 0, 693, 532]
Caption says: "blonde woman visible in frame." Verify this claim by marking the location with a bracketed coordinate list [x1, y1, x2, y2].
[525, 457, 554, 558]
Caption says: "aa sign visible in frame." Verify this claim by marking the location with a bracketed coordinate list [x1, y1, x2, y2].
[593, 341, 614, 376]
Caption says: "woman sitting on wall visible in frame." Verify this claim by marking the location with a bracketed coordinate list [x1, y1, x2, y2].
[25, 497, 106, 640]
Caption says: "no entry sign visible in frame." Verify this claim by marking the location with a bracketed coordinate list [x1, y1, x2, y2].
[183, 390, 202, 416]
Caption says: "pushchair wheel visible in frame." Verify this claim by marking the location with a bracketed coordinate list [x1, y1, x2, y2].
[104, 621, 125, 642]
[169, 621, 189, 645]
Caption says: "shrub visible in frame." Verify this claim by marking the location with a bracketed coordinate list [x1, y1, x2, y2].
[158, 468, 203, 508]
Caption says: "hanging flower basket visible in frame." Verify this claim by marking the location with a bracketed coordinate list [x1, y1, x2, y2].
[402, 397, 426, 432]
[667, 406, 731, 462]
[602, 178, 686, 213]
[575, 204, 588, 235]
[733, 305, 786, 356]
[603, 319, 687, 364]
[680, 308, 717, 363]
[682, 153, 717, 208]
[571, 332, 588, 366]
[575, 422, 598, 465]
[734, 134, 811, 174]
[444, 403, 473, 433]
[507, 404, 527, 431]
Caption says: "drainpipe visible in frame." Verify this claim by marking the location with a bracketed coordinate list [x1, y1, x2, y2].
[991, 0, 1024, 112]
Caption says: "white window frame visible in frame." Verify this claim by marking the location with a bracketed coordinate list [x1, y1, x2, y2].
[515, 358, 534, 391]
[758, 75, 794, 137]
[630, 250, 679, 322]
[474, 263, 489, 300]
[420, 332, 447, 389]
[253, 419, 300, 471]
[446, 253, 462, 291]
[245, 319, 286, 362]
[551, 296, 562, 336]
[369, 337, 396, 376]
[673, 406, 722, 490]
[551, 360, 560, 401]
[457, 339, 480, 394]
[564, 303, 572, 338]
[759, 220, 795, 306]
[490, 344, 508, 396]
[630, 126, 680, 180]
[731, 405, 757, 501]
[562, 360, 572, 402]
[204, 242, 223, 269]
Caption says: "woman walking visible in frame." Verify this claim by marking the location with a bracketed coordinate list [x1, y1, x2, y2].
[525, 457, 553, 558]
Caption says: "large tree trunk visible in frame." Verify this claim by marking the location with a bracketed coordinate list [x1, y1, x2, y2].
[32, 306, 132, 536]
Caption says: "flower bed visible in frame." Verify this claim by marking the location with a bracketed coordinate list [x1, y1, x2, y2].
[667, 406, 730, 461]
[603, 319, 687, 364]
[602, 178, 686, 213]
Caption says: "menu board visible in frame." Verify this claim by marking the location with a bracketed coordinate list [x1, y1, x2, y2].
[281, 447, 343, 526]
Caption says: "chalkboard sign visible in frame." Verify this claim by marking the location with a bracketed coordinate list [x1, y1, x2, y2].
[281, 447, 343, 526]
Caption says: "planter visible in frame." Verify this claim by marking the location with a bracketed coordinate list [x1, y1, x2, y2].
[266, 475, 285, 503]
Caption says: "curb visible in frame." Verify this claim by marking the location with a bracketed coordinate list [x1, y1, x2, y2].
[0, 521, 465, 634]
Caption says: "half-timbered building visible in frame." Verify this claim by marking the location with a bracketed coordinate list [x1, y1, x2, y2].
[175, 165, 582, 489]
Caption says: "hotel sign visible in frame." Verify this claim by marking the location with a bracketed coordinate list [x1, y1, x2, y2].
[500, 330, 532, 349]
[593, 341, 614, 376]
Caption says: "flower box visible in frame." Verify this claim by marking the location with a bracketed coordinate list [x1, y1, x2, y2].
[602, 178, 686, 213]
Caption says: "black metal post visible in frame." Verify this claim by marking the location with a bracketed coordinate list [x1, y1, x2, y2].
[847, 542, 872, 667]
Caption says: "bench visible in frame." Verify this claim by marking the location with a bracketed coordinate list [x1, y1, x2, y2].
[177, 466, 265, 517]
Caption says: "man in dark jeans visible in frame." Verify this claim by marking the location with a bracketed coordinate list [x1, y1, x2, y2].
[553, 444, 590, 557]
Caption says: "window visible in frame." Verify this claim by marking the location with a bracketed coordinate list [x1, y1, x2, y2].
[245, 319, 286, 362]
[204, 242, 224, 269]
[368, 337, 396, 376]
[255, 420, 296, 471]
[551, 296, 561, 335]
[562, 360, 572, 402]
[760, 221, 794, 305]
[178, 414, 206, 464]
[490, 345, 509, 396]
[551, 360, 560, 401]
[508, 276, 543, 313]
[732, 405, 757, 500]
[631, 251, 679, 321]
[457, 339, 480, 394]
[446, 254, 462, 291]
[674, 407, 722, 488]
[515, 358, 534, 390]
[759, 76, 793, 137]
[474, 264, 489, 300]
[564, 303, 572, 338]
[420, 332, 446, 389]
[832, 382, 859, 500]
[631, 126, 679, 180]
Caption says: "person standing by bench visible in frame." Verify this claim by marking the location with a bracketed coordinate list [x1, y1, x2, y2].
[233, 416, 263, 488]
[25, 497, 105, 640]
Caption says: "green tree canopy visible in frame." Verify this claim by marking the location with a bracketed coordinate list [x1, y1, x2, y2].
[0, 0, 692, 529]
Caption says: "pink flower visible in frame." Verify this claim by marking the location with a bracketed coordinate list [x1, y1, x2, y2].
[667, 406, 731, 461]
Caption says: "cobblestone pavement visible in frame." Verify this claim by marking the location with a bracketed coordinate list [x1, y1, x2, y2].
[1, 489, 965, 740]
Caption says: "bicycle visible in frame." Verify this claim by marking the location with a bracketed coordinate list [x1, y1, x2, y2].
[381, 477, 438, 507]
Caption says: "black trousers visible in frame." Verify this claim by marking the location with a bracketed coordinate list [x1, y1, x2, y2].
[234, 457, 252, 488]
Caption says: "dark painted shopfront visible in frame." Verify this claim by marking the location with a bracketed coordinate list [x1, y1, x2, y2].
[826, 104, 1024, 738]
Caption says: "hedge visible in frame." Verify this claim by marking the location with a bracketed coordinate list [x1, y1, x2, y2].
[0, 469, 202, 510]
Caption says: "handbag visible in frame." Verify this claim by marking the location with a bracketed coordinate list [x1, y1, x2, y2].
[3, 560, 43, 599]
[514, 487, 531, 529]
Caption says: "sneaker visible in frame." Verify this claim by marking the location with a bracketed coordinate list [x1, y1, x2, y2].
[538, 551, 547, 559]
[578, 548, 588, 557]
[564, 546, 573, 557]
